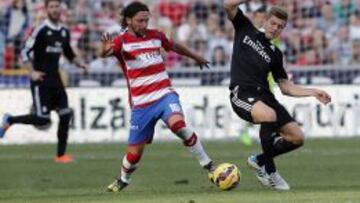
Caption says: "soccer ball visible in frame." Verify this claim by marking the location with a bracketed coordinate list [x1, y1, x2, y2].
[212, 163, 241, 191]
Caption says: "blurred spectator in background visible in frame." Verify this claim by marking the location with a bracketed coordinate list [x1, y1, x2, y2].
[1, 0, 30, 69]
[73, 0, 92, 24]
[158, 0, 189, 26]
[89, 46, 118, 72]
[329, 25, 353, 65]
[191, 0, 225, 25]
[253, 5, 267, 28]
[283, 28, 302, 64]
[0, 32, 4, 69]
[105, 4, 125, 37]
[182, 39, 207, 67]
[317, 1, 339, 39]
[333, 0, 357, 25]
[211, 45, 228, 67]
[312, 28, 332, 64]
[351, 39, 360, 64]
[177, 12, 208, 44]
[205, 12, 221, 36]
[349, 11, 360, 40]
[2, 0, 360, 71]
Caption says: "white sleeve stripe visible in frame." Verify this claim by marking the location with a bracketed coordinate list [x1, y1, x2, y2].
[21, 22, 46, 62]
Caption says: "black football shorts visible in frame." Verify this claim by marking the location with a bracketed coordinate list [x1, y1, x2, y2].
[230, 85, 294, 127]
[30, 83, 69, 118]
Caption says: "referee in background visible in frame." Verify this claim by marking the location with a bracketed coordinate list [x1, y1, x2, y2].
[0, 0, 88, 163]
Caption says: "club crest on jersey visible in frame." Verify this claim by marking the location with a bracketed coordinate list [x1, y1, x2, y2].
[47, 30, 52, 36]
[248, 97, 255, 103]
[61, 30, 67, 37]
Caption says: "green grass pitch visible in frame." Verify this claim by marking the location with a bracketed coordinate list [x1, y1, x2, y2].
[0, 138, 360, 203]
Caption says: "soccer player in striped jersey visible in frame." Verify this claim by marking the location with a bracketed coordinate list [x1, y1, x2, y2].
[100, 2, 215, 192]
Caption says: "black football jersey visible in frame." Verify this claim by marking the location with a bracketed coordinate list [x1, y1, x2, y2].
[229, 9, 288, 91]
[21, 19, 75, 86]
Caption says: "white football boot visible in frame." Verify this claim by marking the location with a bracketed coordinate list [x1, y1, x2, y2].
[268, 172, 290, 191]
[247, 155, 269, 187]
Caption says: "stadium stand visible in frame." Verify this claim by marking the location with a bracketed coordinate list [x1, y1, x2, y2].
[1, 0, 360, 87]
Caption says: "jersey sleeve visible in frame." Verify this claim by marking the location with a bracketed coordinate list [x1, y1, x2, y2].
[63, 29, 76, 62]
[157, 31, 174, 51]
[230, 8, 255, 32]
[271, 50, 288, 82]
[112, 36, 123, 56]
[21, 26, 42, 62]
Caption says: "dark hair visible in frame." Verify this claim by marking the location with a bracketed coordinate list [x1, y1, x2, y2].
[267, 6, 288, 21]
[255, 5, 267, 14]
[121, 1, 150, 27]
[44, 0, 61, 7]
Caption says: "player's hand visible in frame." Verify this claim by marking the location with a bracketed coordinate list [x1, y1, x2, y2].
[313, 89, 331, 105]
[195, 56, 210, 70]
[30, 70, 45, 81]
[101, 33, 114, 57]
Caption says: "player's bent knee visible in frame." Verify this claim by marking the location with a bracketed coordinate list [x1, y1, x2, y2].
[127, 145, 145, 155]
[293, 133, 305, 146]
[170, 120, 186, 134]
[285, 132, 305, 146]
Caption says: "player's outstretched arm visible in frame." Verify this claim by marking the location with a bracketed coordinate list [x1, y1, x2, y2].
[171, 42, 210, 70]
[278, 79, 332, 105]
[224, 0, 249, 19]
[73, 57, 89, 73]
[100, 33, 115, 58]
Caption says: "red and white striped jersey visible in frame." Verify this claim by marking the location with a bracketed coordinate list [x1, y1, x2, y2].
[112, 29, 176, 109]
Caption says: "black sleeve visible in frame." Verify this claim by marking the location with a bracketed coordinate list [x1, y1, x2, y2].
[271, 49, 288, 82]
[62, 29, 76, 62]
[230, 8, 255, 31]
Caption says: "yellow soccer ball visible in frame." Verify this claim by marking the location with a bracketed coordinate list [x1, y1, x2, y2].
[212, 163, 241, 191]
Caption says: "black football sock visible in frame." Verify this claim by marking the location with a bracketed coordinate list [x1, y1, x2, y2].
[258, 122, 277, 174]
[57, 112, 72, 156]
[273, 136, 303, 157]
[8, 115, 50, 126]
[257, 133, 303, 165]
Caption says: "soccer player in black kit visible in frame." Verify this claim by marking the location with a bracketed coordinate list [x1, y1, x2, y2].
[224, 0, 332, 190]
[0, 0, 87, 163]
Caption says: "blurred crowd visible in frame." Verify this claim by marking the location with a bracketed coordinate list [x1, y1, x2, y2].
[1, 0, 360, 73]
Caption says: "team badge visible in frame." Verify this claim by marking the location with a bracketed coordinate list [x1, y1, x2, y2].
[61, 30, 67, 37]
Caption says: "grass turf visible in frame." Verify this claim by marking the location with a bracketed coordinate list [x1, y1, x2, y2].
[0, 138, 359, 203]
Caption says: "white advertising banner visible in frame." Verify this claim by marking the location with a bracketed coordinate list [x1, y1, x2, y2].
[0, 86, 359, 144]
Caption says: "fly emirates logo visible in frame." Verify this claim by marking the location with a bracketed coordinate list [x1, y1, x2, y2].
[243, 35, 271, 63]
